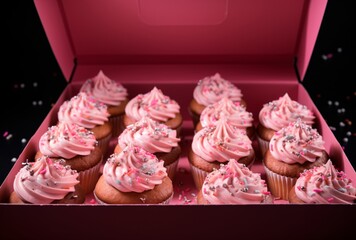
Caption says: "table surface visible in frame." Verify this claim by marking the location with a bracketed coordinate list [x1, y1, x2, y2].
[1, 1, 355, 184]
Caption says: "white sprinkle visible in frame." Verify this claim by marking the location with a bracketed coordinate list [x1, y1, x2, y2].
[334, 101, 339, 106]
[343, 138, 349, 143]
[329, 126, 336, 131]
[33, 82, 38, 87]
[32, 101, 37, 106]
[6, 134, 13, 140]
[321, 55, 328, 60]
[337, 47, 342, 53]
[38, 100, 43, 106]
[346, 131, 351, 136]
[339, 122, 345, 127]
[20, 83, 25, 88]
[21, 138, 27, 144]
[327, 100, 332, 106]
[11, 157, 17, 162]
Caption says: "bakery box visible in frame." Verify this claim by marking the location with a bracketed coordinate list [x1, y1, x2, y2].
[1, 0, 355, 238]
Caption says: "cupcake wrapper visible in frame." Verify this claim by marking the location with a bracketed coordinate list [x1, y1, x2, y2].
[263, 163, 297, 200]
[257, 136, 269, 158]
[97, 133, 112, 158]
[165, 160, 179, 181]
[109, 115, 123, 137]
[78, 155, 103, 195]
[190, 165, 208, 190]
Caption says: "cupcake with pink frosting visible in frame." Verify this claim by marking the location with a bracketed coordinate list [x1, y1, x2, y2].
[257, 93, 315, 156]
[9, 156, 85, 204]
[196, 97, 254, 139]
[188, 115, 255, 190]
[289, 160, 356, 204]
[80, 70, 129, 136]
[189, 73, 246, 128]
[263, 119, 328, 200]
[58, 92, 112, 156]
[114, 116, 181, 180]
[94, 145, 173, 204]
[197, 159, 273, 204]
[35, 121, 102, 194]
[123, 86, 182, 136]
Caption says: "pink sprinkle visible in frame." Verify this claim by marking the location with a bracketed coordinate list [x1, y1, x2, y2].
[89, 199, 96, 204]
[326, 53, 333, 59]
[3, 131, 9, 137]
[327, 197, 334, 203]
[151, 98, 158, 106]
[184, 187, 191, 192]
[40, 168, 46, 175]
[262, 191, 270, 195]
[313, 188, 323, 193]
[297, 186, 302, 191]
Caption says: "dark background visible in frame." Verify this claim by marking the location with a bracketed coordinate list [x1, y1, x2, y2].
[1, 1, 355, 183]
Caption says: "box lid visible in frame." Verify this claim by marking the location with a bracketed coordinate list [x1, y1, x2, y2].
[34, 0, 327, 81]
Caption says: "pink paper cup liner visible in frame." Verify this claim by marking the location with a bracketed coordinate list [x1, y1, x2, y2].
[97, 132, 112, 159]
[257, 136, 269, 158]
[263, 163, 296, 201]
[77, 156, 102, 195]
[165, 160, 179, 181]
[190, 165, 208, 190]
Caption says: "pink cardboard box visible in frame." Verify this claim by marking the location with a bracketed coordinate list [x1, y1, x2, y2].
[1, 0, 355, 238]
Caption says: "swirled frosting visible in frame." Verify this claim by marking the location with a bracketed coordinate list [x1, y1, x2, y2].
[118, 116, 180, 153]
[13, 157, 79, 204]
[269, 119, 326, 164]
[193, 73, 243, 106]
[103, 146, 167, 193]
[259, 93, 315, 131]
[125, 87, 180, 122]
[192, 116, 252, 163]
[39, 122, 97, 159]
[80, 70, 128, 106]
[58, 92, 110, 129]
[294, 160, 356, 204]
[200, 97, 253, 129]
[202, 159, 272, 204]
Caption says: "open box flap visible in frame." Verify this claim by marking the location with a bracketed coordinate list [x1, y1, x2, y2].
[34, 0, 327, 82]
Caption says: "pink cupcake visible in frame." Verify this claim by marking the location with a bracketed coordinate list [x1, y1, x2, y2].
[123, 87, 182, 136]
[9, 156, 85, 204]
[115, 116, 181, 180]
[80, 70, 129, 137]
[263, 119, 328, 200]
[94, 146, 173, 204]
[196, 97, 254, 139]
[189, 73, 246, 128]
[197, 159, 273, 204]
[188, 115, 255, 190]
[36, 121, 102, 194]
[289, 159, 356, 204]
[257, 93, 315, 157]
[58, 92, 112, 156]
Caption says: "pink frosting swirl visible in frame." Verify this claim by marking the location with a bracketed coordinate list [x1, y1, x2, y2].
[13, 157, 79, 204]
[269, 119, 326, 164]
[39, 122, 97, 159]
[103, 146, 167, 193]
[192, 116, 252, 163]
[58, 92, 110, 129]
[125, 87, 180, 122]
[294, 160, 356, 204]
[80, 70, 128, 106]
[193, 73, 243, 106]
[259, 93, 315, 131]
[202, 159, 272, 204]
[200, 97, 253, 129]
[118, 116, 180, 153]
